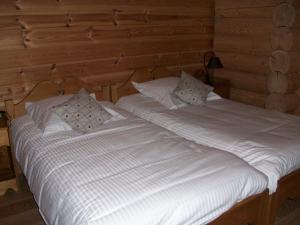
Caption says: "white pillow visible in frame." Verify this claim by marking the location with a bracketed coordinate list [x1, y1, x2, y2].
[102, 104, 126, 123]
[26, 95, 73, 136]
[132, 77, 186, 109]
[207, 91, 222, 101]
[26, 93, 124, 136]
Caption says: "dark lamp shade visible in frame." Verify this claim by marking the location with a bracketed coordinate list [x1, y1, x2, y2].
[207, 57, 224, 69]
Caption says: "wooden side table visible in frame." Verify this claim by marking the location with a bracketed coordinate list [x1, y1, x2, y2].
[0, 113, 17, 195]
[213, 78, 231, 99]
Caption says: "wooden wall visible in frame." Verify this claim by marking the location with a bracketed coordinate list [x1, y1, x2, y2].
[290, 1, 300, 116]
[0, 0, 214, 105]
[214, 0, 300, 115]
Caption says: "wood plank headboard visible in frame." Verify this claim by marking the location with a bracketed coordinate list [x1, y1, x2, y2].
[111, 67, 205, 103]
[4, 78, 110, 120]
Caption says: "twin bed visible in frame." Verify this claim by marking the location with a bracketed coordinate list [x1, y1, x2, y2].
[112, 68, 300, 225]
[4, 68, 299, 225]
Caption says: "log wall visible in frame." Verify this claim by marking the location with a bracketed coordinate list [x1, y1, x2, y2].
[214, 0, 300, 115]
[0, 0, 214, 104]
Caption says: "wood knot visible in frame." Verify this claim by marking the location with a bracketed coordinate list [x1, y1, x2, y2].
[112, 9, 122, 26]
[114, 53, 124, 65]
[87, 26, 94, 40]
[65, 14, 73, 27]
[51, 64, 57, 73]
[15, 0, 21, 10]
[144, 11, 150, 23]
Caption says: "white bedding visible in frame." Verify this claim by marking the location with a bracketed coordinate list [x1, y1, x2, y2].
[117, 94, 300, 193]
[11, 104, 267, 225]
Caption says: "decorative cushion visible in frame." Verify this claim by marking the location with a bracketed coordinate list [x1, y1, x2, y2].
[173, 71, 213, 105]
[26, 93, 98, 136]
[52, 89, 112, 133]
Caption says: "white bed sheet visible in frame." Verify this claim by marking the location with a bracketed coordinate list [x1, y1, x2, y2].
[117, 94, 300, 193]
[11, 104, 267, 225]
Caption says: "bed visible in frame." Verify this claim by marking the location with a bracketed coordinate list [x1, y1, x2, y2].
[4, 78, 268, 225]
[112, 67, 300, 225]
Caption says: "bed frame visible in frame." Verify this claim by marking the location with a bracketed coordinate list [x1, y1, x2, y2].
[111, 67, 300, 225]
[2, 75, 270, 225]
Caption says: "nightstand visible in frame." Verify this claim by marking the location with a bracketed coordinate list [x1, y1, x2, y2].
[0, 112, 17, 195]
[213, 78, 230, 99]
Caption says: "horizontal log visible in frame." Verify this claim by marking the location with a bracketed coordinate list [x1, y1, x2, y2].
[16, 0, 214, 10]
[265, 93, 287, 112]
[16, 13, 213, 29]
[17, 15, 68, 29]
[230, 88, 267, 108]
[0, 29, 23, 49]
[116, 12, 213, 26]
[215, 18, 273, 36]
[265, 93, 300, 113]
[2, 2, 213, 16]
[215, 0, 278, 9]
[81, 70, 135, 85]
[0, 37, 211, 70]
[215, 7, 274, 19]
[79, 63, 203, 84]
[0, 16, 20, 30]
[0, 0, 16, 14]
[23, 26, 212, 47]
[0, 51, 205, 84]
[215, 69, 268, 93]
[214, 35, 271, 55]
[216, 52, 270, 74]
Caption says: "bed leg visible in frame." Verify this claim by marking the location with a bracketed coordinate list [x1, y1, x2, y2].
[256, 190, 269, 225]
[263, 193, 279, 225]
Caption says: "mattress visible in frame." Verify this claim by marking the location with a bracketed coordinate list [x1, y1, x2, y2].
[11, 104, 267, 225]
[117, 94, 300, 193]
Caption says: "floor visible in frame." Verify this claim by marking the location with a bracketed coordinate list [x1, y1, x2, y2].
[0, 187, 45, 225]
[0, 186, 299, 225]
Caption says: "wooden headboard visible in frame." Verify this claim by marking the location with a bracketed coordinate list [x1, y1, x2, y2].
[111, 67, 205, 103]
[4, 78, 110, 120]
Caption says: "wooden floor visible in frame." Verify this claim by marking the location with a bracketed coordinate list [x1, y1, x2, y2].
[0, 187, 299, 225]
[0, 188, 45, 225]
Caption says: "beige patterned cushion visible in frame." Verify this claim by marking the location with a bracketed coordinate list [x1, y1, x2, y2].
[52, 89, 112, 133]
[173, 71, 212, 105]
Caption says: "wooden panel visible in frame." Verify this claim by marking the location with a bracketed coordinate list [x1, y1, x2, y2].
[230, 88, 267, 108]
[214, 0, 300, 114]
[215, 0, 277, 9]
[215, 69, 268, 93]
[0, 1, 214, 103]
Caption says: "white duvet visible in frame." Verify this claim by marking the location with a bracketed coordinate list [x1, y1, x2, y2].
[117, 94, 300, 193]
[11, 105, 266, 225]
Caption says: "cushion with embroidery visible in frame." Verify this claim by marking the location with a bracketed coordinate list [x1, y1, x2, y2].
[52, 89, 112, 133]
[173, 71, 213, 105]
